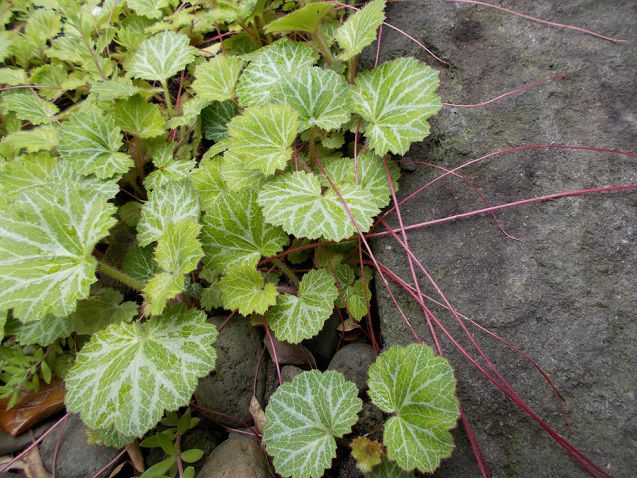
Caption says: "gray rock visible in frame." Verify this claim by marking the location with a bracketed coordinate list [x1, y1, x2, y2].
[195, 316, 265, 427]
[39, 414, 120, 478]
[372, 1, 636, 476]
[328, 343, 376, 391]
[0, 419, 52, 455]
[281, 365, 303, 383]
[197, 434, 272, 478]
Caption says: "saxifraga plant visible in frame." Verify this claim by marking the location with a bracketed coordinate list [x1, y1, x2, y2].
[0, 1, 633, 477]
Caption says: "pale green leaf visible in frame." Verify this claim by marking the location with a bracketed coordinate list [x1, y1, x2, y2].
[335, 0, 385, 61]
[341, 276, 371, 321]
[137, 180, 200, 247]
[30, 64, 69, 101]
[236, 39, 319, 106]
[201, 189, 288, 274]
[145, 160, 195, 192]
[128, 0, 170, 19]
[191, 156, 226, 209]
[201, 100, 236, 142]
[69, 287, 138, 335]
[0, 183, 116, 322]
[352, 58, 441, 156]
[264, 370, 362, 478]
[271, 66, 351, 131]
[0, 68, 27, 86]
[257, 171, 380, 241]
[319, 152, 399, 209]
[0, 152, 57, 198]
[227, 103, 298, 176]
[200, 278, 222, 311]
[219, 150, 266, 192]
[25, 8, 61, 44]
[8, 314, 72, 346]
[65, 305, 218, 437]
[59, 109, 133, 179]
[350, 436, 384, 474]
[267, 268, 337, 343]
[128, 31, 196, 82]
[219, 263, 278, 316]
[0, 126, 58, 153]
[368, 344, 459, 473]
[1, 92, 59, 125]
[112, 94, 166, 138]
[165, 97, 211, 129]
[192, 55, 244, 101]
[143, 271, 184, 316]
[265, 2, 334, 33]
[122, 245, 159, 285]
[155, 219, 203, 274]
[90, 77, 142, 102]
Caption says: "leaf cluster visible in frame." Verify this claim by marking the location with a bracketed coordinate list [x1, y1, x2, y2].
[0, 0, 453, 476]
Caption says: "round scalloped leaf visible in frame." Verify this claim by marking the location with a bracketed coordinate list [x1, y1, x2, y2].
[319, 152, 399, 209]
[227, 103, 298, 176]
[137, 180, 200, 247]
[8, 314, 72, 346]
[65, 305, 217, 438]
[350, 436, 384, 474]
[351, 58, 441, 156]
[59, 109, 132, 179]
[201, 189, 288, 274]
[0, 92, 59, 125]
[69, 287, 138, 335]
[368, 344, 459, 473]
[267, 268, 338, 343]
[192, 55, 244, 101]
[264, 370, 362, 478]
[271, 66, 351, 132]
[112, 94, 166, 139]
[0, 183, 116, 322]
[127, 31, 196, 82]
[236, 39, 319, 106]
[257, 171, 380, 241]
[219, 262, 278, 316]
[335, 0, 386, 61]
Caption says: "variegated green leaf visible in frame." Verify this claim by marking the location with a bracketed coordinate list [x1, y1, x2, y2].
[319, 152, 399, 209]
[351, 58, 441, 156]
[1, 127, 58, 153]
[90, 78, 143, 102]
[122, 245, 159, 285]
[143, 271, 184, 316]
[264, 370, 362, 478]
[335, 0, 385, 61]
[201, 100, 237, 142]
[128, 31, 196, 82]
[192, 55, 244, 101]
[201, 189, 288, 274]
[219, 263, 278, 316]
[227, 103, 298, 175]
[368, 344, 459, 473]
[191, 155, 226, 209]
[59, 109, 132, 179]
[0, 152, 57, 198]
[155, 219, 203, 275]
[257, 171, 380, 241]
[267, 269, 337, 343]
[236, 39, 319, 106]
[220, 150, 266, 192]
[69, 287, 138, 335]
[1, 92, 59, 125]
[0, 183, 116, 322]
[137, 180, 200, 247]
[128, 0, 170, 19]
[8, 314, 72, 346]
[367, 460, 415, 478]
[65, 305, 218, 437]
[112, 94, 166, 138]
[271, 66, 351, 132]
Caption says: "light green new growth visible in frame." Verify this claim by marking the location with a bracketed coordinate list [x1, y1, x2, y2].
[219, 262, 278, 316]
[335, 0, 386, 60]
[192, 55, 244, 101]
[127, 31, 196, 82]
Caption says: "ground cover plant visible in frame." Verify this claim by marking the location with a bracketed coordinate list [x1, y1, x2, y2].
[0, 0, 634, 477]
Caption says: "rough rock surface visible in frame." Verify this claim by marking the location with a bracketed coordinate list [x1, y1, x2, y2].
[371, 1, 635, 477]
[39, 414, 119, 478]
[197, 434, 271, 478]
[195, 316, 265, 427]
[327, 343, 376, 391]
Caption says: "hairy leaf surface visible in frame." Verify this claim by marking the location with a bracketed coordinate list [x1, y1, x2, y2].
[192, 55, 244, 101]
[264, 370, 362, 478]
[335, 0, 385, 60]
[65, 305, 217, 437]
[219, 263, 278, 316]
[128, 31, 196, 81]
